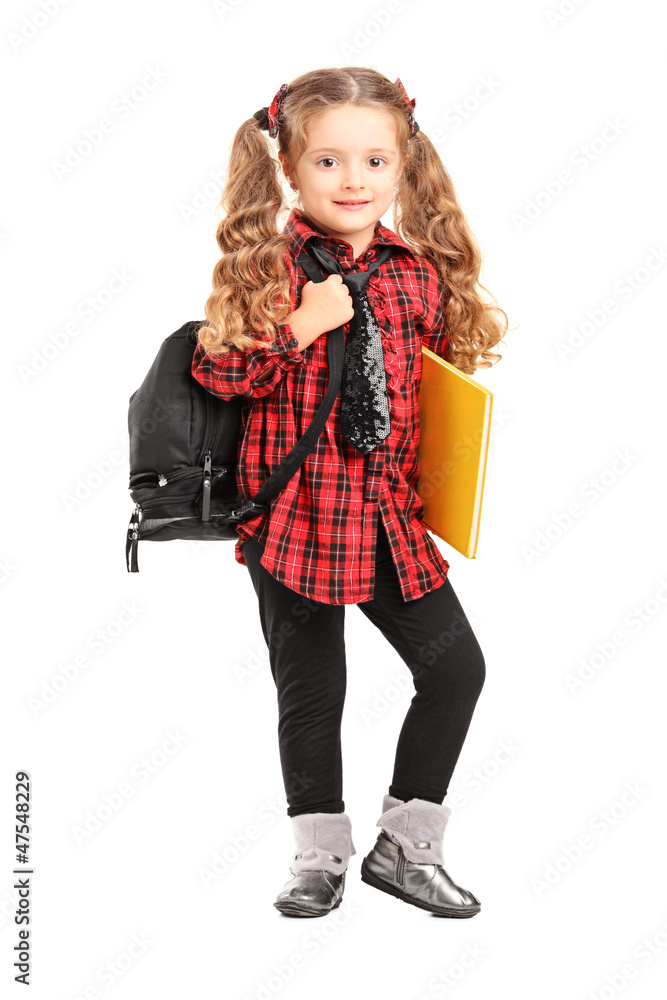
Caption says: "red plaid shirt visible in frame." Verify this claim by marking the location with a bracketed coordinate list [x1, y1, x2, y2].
[191, 208, 451, 604]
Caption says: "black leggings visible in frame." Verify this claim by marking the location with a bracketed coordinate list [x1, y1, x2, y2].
[242, 517, 486, 817]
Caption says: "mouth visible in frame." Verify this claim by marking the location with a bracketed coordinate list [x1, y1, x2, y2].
[334, 200, 370, 205]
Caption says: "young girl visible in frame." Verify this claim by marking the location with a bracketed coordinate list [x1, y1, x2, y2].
[191, 67, 507, 918]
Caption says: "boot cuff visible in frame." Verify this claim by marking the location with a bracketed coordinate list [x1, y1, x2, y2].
[289, 811, 356, 876]
[376, 796, 452, 864]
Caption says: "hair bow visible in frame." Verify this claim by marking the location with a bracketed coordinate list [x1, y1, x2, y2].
[253, 82, 288, 138]
[394, 78, 420, 137]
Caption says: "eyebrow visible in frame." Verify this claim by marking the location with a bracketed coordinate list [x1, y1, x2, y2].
[309, 148, 396, 155]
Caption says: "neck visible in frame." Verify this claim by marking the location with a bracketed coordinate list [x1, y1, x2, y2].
[296, 208, 381, 261]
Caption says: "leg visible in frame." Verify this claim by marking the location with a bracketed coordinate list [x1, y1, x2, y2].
[357, 521, 484, 915]
[243, 537, 355, 914]
[242, 535, 348, 817]
[357, 518, 486, 803]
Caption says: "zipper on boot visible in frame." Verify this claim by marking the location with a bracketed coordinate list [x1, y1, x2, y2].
[396, 847, 405, 886]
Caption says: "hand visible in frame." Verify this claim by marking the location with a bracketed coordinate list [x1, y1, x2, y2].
[296, 274, 355, 341]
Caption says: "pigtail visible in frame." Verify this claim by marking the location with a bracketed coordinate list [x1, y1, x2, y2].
[197, 117, 292, 356]
[198, 66, 509, 372]
[394, 131, 509, 375]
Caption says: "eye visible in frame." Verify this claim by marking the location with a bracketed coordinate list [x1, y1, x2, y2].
[317, 157, 337, 168]
[368, 156, 386, 168]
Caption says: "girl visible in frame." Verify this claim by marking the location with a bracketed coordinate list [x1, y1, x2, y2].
[191, 67, 508, 918]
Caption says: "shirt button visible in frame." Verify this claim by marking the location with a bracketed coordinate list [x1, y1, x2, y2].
[289, 336, 299, 347]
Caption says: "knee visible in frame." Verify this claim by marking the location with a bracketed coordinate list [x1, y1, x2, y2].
[453, 627, 486, 696]
[469, 639, 486, 696]
[451, 640, 486, 699]
[413, 631, 486, 699]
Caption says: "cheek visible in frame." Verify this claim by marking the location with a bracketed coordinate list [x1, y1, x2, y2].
[300, 171, 327, 194]
[375, 176, 399, 198]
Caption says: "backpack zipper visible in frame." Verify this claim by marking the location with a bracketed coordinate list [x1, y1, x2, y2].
[134, 471, 228, 513]
[202, 451, 212, 520]
[200, 389, 227, 465]
[200, 388, 232, 520]
[126, 504, 143, 572]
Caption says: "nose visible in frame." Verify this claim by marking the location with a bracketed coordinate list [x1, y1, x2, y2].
[341, 162, 365, 190]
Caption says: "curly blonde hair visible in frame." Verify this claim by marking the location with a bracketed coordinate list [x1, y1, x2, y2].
[198, 66, 508, 375]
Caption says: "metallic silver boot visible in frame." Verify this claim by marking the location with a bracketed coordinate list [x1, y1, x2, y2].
[360, 794, 481, 917]
[274, 811, 356, 917]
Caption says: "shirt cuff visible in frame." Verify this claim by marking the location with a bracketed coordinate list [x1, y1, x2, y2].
[259, 322, 303, 369]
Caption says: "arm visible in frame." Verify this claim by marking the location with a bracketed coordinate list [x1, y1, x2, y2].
[192, 302, 329, 400]
[192, 247, 329, 399]
[252, 307, 328, 383]
[191, 319, 305, 401]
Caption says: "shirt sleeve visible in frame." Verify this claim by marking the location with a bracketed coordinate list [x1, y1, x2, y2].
[192, 248, 305, 400]
[191, 321, 303, 401]
[419, 260, 450, 359]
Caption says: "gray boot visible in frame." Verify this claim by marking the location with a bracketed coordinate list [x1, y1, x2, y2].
[361, 794, 481, 917]
[274, 811, 356, 917]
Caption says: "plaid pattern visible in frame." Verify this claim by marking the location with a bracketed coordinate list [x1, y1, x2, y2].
[266, 82, 288, 137]
[191, 208, 451, 604]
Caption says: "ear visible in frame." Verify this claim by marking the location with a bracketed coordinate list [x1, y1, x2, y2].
[278, 152, 292, 184]
[395, 153, 409, 185]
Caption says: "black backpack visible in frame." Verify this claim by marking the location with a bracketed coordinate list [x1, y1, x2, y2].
[125, 249, 337, 571]
[125, 244, 395, 572]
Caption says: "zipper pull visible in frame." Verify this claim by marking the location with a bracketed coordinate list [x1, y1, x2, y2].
[126, 503, 142, 572]
[202, 451, 212, 521]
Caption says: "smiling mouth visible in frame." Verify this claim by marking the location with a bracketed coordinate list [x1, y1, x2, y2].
[335, 200, 370, 204]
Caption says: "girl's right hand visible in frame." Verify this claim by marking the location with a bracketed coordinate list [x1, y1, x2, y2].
[297, 274, 356, 340]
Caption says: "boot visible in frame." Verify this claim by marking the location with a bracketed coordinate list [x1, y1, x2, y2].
[360, 794, 481, 917]
[274, 811, 356, 917]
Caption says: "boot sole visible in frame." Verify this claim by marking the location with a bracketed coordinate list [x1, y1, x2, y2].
[360, 858, 481, 917]
[273, 897, 343, 917]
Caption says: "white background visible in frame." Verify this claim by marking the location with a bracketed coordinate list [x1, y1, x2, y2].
[2, 1, 666, 997]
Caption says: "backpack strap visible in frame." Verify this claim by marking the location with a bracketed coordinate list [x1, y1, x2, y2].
[226, 244, 395, 520]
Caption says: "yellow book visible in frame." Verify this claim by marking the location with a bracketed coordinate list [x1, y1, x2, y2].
[416, 346, 494, 559]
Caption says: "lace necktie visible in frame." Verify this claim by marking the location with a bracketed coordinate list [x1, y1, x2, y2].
[308, 243, 395, 454]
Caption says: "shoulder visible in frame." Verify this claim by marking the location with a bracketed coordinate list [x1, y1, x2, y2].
[379, 236, 436, 282]
[385, 249, 443, 301]
[406, 251, 439, 285]
[398, 254, 448, 324]
[375, 224, 434, 278]
[407, 254, 447, 303]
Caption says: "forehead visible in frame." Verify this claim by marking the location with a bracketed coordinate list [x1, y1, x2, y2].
[304, 104, 399, 151]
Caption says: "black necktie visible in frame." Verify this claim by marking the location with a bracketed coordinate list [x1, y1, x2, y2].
[308, 243, 395, 454]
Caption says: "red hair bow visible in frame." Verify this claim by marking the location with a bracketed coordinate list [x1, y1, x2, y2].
[266, 82, 288, 138]
[394, 78, 420, 137]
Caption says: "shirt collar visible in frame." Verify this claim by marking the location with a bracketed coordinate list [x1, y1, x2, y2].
[284, 207, 416, 263]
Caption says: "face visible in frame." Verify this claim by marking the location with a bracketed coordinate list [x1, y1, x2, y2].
[280, 104, 407, 256]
